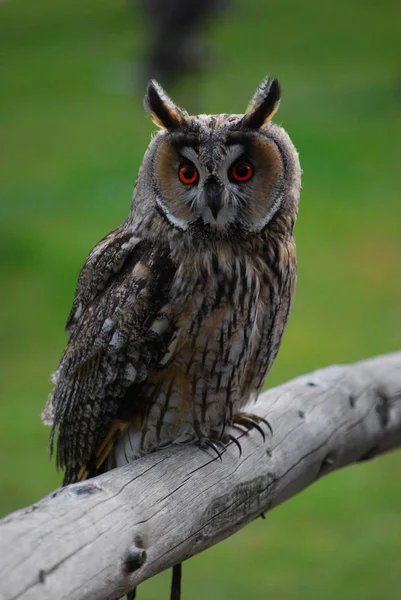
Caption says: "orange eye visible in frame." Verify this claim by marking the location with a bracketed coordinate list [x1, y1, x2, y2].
[178, 164, 199, 185]
[230, 160, 254, 182]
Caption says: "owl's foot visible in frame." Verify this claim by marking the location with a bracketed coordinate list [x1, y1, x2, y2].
[233, 412, 273, 442]
[171, 562, 182, 600]
[127, 588, 136, 600]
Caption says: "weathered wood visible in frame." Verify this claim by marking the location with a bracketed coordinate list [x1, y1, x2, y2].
[1, 352, 400, 600]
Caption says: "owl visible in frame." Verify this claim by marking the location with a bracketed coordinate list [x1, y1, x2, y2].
[42, 77, 301, 599]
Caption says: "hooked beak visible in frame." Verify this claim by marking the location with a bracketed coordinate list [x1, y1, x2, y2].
[204, 180, 223, 219]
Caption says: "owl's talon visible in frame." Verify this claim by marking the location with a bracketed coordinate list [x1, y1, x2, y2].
[234, 416, 265, 442]
[228, 434, 242, 457]
[248, 420, 266, 442]
[233, 413, 272, 442]
[258, 416, 273, 436]
[202, 438, 223, 461]
[127, 588, 136, 600]
[231, 423, 249, 436]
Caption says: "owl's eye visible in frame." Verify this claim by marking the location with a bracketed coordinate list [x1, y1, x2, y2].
[178, 164, 199, 185]
[230, 160, 254, 182]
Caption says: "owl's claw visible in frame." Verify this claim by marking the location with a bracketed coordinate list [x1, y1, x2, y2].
[248, 420, 266, 442]
[234, 414, 265, 442]
[203, 438, 224, 461]
[228, 434, 242, 457]
[233, 413, 273, 442]
[257, 416, 273, 436]
[127, 588, 136, 600]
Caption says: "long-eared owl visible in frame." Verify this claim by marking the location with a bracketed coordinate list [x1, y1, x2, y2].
[42, 78, 301, 486]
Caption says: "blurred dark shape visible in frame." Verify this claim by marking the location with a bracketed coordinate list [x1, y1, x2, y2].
[140, 0, 229, 89]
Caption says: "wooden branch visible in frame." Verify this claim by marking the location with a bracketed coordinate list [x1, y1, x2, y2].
[1, 352, 401, 600]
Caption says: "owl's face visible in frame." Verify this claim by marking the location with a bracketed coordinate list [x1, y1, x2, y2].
[137, 79, 300, 238]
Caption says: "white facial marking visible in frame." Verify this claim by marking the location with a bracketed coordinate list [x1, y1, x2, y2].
[155, 196, 189, 231]
[180, 147, 199, 164]
[223, 144, 245, 170]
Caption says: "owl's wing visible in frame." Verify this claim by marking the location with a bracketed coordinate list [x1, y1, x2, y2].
[64, 221, 141, 335]
[43, 223, 177, 483]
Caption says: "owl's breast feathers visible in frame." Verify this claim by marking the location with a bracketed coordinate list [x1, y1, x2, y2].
[44, 222, 296, 484]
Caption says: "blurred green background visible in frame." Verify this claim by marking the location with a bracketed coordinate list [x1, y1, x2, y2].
[1, 0, 401, 598]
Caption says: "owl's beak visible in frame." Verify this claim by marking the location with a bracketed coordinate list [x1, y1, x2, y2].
[204, 180, 223, 219]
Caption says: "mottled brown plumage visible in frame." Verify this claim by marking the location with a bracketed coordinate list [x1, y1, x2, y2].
[43, 78, 301, 491]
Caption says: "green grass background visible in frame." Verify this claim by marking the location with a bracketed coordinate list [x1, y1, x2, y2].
[1, 1, 401, 598]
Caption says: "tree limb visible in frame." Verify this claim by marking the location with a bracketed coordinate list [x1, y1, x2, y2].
[1, 352, 401, 600]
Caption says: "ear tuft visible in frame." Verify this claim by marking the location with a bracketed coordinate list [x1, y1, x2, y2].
[144, 80, 187, 130]
[242, 77, 281, 129]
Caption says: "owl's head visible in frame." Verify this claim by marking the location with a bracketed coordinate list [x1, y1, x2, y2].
[134, 79, 301, 239]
